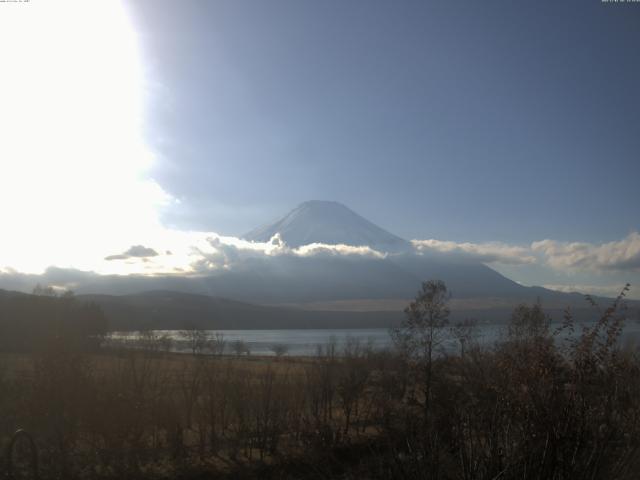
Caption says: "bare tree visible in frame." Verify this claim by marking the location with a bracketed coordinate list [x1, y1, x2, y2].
[231, 339, 250, 356]
[508, 299, 550, 340]
[32, 283, 58, 297]
[392, 280, 450, 420]
[207, 332, 226, 356]
[270, 343, 289, 359]
[181, 328, 210, 356]
[158, 334, 173, 354]
[449, 318, 478, 358]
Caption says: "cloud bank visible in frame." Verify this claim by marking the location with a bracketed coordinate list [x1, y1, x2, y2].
[412, 233, 640, 275]
[1, 230, 639, 300]
[3, 229, 639, 283]
[542, 283, 633, 298]
[70, 232, 388, 277]
[532, 233, 640, 273]
[411, 239, 536, 266]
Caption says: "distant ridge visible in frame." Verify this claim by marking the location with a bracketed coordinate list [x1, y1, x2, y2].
[244, 200, 410, 252]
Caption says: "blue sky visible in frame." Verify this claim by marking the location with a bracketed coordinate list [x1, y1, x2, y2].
[130, 0, 639, 245]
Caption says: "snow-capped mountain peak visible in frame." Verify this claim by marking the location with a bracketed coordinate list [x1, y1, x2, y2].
[244, 200, 410, 252]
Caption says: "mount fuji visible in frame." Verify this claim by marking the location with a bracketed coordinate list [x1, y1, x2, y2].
[244, 200, 411, 252]
[239, 201, 529, 300]
[234, 201, 603, 307]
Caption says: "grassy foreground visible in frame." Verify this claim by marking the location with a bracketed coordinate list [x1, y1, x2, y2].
[1, 288, 640, 479]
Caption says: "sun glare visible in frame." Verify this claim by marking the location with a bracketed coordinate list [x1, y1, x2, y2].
[0, 0, 168, 274]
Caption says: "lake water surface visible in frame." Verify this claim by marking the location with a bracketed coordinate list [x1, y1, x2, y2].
[109, 321, 640, 356]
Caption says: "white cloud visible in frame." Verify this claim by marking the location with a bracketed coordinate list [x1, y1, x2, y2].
[294, 243, 386, 259]
[542, 283, 633, 298]
[92, 233, 387, 276]
[411, 239, 536, 265]
[532, 232, 640, 273]
[187, 235, 386, 273]
[411, 234, 640, 276]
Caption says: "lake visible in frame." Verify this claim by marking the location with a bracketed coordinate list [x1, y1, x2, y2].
[108, 320, 640, 356]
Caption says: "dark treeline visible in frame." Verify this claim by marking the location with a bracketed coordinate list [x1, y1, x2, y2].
[0, 281, 639, 479]
[0, 286, 107, 352]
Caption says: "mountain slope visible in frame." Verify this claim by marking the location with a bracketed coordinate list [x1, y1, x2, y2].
[244, 200, 411, 251]
[78, 290, 402, 330]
